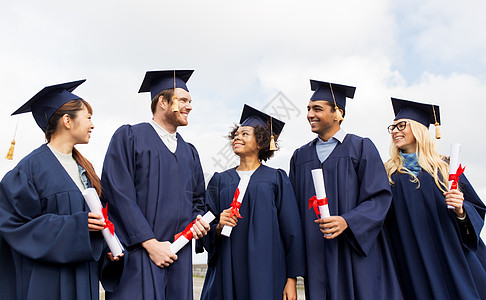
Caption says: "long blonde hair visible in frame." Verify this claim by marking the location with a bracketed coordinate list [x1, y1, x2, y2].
[384, 119, 449, 193]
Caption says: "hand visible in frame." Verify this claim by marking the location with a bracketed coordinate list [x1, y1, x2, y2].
[141, 238, 177, 268]
[107, 252, 124, 262]
[192, 215, 211, 240]
[216, 208, 239, 232]
[88, 212, 106, 232]
[283, 278, 297, 300]
[444, 189, 465, 218]
[315, 216, 348, 239]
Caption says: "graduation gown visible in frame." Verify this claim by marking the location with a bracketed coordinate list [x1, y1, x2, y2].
[385, 171, 486, 299]
[0, 144, 122, 300]
[101, 123, 205, 300]
[289, 134, 402, 300]
[199, 165, 306, 300]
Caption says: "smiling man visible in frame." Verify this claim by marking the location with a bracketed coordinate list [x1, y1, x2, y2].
[101, 70, 209, 300]
[289, 80, 402, 300]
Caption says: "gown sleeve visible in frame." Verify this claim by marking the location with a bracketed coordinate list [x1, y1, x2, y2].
[101, 125, 155, 246]
[199, 172, 222, 260]
[0, 167, 102, 264]
[188, 143, 206, 220]
[340, 138, 393, 256]
[455, 174, 486, 250]
[275, 169, 306, 278]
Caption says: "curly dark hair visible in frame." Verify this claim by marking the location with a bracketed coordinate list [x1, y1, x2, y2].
[228, 123, 279, 162]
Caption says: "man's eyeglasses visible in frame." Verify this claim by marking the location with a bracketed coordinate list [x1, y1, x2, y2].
[387, 121, 408, 134]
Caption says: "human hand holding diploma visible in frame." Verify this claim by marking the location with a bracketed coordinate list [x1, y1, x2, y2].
[82, 188, 124, 257]
[309, 169, 331, 237]
[447, 143, 466, 210]
[221, 175, 251, 237]
[170, 212, 215, 254]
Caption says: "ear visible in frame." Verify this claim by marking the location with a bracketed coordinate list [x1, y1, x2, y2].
[62, 114, 72, 129]
[159, 95, 168, 110]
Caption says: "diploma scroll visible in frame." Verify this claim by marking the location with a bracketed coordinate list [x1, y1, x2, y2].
[310, 169, 331, 236]
[448, 143, 465, 209]
[82, 188, 124, 257]
[170, 211, 216, 254]
[221, 176, 251, 237]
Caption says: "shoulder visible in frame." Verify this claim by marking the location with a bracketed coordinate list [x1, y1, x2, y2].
[291, 139, 317, 161]
[3, 145, 53, 182]
[343, 134, 380, 154]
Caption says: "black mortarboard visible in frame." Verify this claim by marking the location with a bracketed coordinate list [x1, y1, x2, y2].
[240, 104, 285, 150]
[11, 79, 86, 132]
[138, 70, 194, 100]
[391, 97, 441, 139]
[240, 104, 285, 135]
[310, 80, 356, 108]
[391, 97, 440, 127]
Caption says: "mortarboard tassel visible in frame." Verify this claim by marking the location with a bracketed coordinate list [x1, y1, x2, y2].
[6, 116, 19, 160]
[171, 96, 179, 112]
[269, 116, 277, 150]
[335, 105, 344, 123]
[5, 140, 15, 160]
[435, 122, 441, 139]
[171, 70, 179, 112]
[269, 135, 277, 151]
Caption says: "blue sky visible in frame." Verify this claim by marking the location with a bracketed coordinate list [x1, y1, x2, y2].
[1, 0, 485, 245]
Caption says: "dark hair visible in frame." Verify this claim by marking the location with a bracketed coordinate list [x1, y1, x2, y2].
[228, 124, 279, 162]
[151, 88, 174, 114]
[326, 101, 346, 120]
[45, 99, 101, 196]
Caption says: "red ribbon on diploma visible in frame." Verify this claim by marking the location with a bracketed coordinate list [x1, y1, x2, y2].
[102, 204, 115, 235]
[229, 188, 242, 219]
[174, 220, 195, 241]
[449, 164, 465, 190]
[308, 195, 328, 218]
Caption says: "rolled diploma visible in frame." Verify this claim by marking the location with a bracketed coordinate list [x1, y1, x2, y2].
[170, 211, 216, 254]
[82, 188, 124, 257]
[311, 169, 331, 237]
[221, 176, 251, 237]
[448, 143, 461, 209]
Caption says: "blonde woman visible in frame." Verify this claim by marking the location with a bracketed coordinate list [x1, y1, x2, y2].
[384, 98, 486, 300]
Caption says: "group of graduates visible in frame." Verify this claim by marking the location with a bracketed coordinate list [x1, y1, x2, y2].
[0, 69, 485, 300]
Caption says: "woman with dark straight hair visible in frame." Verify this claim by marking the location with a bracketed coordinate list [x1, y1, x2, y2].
[0, 80, 123, 300]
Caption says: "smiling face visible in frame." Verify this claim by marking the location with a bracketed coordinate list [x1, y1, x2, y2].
[231, 126, 260, 159]
[390, 118, 416, 153]
[307, 100, 340, 140]
[163, 87, 192, 128]
[70, 106, 94, 145]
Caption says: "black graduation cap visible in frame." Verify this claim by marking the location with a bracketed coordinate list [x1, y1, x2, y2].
[240, 104, 285, 150]
[391, 97, 441, 139]
[11, 79, 86, 132]
[138, 70, 194, 100]
[391, 97, 440, 127]
[310, 80, 356, 108]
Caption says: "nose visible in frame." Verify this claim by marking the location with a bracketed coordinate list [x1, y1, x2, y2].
[307, 109, 314, 119]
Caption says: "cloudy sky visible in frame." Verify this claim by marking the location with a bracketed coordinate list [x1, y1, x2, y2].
[1, 0, 485, 245]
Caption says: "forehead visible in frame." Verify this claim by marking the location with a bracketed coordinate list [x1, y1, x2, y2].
[175, 87, 191, 100]
[237, 126, 254, 133]
[393, 118, 409, 124]
[307, 100, 331, 108]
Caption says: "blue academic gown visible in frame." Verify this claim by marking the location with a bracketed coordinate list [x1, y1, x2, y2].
[200, 165, 306, 300]
[289, 135, 402, 300]
[101, 123, 205, 300]
[0, 144, 123, 300]
[385, 171, 486, 299]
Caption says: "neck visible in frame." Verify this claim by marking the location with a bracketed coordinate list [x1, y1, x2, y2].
[237, 154, 261, 171]
[318, 125, 340, 142]
[48, 135, 74, 154]
[153, 115, 177, 134]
